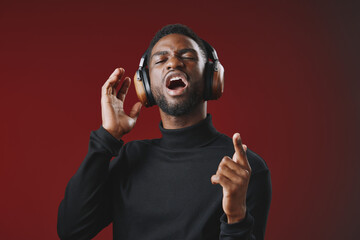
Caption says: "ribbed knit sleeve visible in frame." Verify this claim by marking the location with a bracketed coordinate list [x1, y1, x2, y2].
[57, 126, 123, 240]
[220, 211, 255, 239]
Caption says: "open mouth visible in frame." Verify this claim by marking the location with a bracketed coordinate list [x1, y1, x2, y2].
[167, 77, 186, 90]
[165, 72, 188, 96]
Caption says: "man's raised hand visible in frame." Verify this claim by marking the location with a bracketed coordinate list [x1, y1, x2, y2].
[101, 68, 142, 140]
[211, 133, 251, 223]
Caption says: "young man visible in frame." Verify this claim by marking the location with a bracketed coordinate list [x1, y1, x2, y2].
[57, 24, 271, 240]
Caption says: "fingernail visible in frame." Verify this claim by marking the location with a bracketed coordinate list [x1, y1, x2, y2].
[243, 144, 247, 151]
[233, 133, 239, 140]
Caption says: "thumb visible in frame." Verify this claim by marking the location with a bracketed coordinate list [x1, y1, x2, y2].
[129, 102, 142, 120]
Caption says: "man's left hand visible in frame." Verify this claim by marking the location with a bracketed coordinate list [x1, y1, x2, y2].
[211, 133, 251, 223]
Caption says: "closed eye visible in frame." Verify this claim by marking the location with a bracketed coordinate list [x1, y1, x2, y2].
[181, 54, 197, 61]
[155, 59, 167, 64]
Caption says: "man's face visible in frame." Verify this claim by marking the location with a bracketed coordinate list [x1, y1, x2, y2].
[149, 34, 206, 116]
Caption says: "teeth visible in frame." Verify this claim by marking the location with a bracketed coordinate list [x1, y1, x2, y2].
[170, 77, 182, 81]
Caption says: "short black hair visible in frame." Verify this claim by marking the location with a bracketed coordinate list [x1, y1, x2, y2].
[146, 24, 207, 64]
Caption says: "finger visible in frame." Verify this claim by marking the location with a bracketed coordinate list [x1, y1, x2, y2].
[233, 133, 245, 157]
[113, 68, 125, 89]
[217, 164, 240, 181]
[220, 162, 251, 182]
[108, 68, 124, 85]
[102, 81, 113, 96]
[211, 174, 219, 184]
[116, 77, 131, 102]
[232, 133, 251, 171]
[129, 102, 142, 120]
[108, 67, 123, 79]
[219, 156, 245, 176]
[102, 68, 124, 96]
[211, 174, 232, 189]
[242, 144, 247, 152]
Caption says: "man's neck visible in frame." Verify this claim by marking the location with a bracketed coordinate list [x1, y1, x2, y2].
[159, 102, 207, 129]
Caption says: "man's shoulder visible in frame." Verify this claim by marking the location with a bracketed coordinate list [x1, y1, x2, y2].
[246, 148, 269, 174]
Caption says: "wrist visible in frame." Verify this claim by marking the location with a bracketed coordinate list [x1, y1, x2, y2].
[102, 126, 123, 141]
[226, 211, 246, 224]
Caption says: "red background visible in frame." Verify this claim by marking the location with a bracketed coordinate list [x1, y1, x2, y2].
[1, 0, 359, 239]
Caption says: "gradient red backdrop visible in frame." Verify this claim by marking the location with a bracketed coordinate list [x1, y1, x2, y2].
[1, 0, 359, 239]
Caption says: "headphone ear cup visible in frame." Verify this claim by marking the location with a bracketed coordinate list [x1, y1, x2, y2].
[211, 62, 224, 100]
[204, 62, 214, 101]
[134, 70, 149, 106]
[142, 68, 156, 106]
[204, 61, 224, 100]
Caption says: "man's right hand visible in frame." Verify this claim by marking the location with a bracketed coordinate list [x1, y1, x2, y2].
[101, 68, 142, 140]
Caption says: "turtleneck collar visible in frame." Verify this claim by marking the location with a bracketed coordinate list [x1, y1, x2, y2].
[158, 114, 220, 149]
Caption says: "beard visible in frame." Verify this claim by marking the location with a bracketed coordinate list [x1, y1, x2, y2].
[152, 86, 203, 117]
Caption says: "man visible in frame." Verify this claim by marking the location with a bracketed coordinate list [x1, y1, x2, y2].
[57, 24, 271, 240]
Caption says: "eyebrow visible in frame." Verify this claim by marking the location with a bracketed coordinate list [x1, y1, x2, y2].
[150, 51, 169, 61]
[150, 48, 198, 61]
[177, 48, 197, 55]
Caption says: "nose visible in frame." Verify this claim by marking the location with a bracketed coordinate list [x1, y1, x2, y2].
[166, 56, 184, 70]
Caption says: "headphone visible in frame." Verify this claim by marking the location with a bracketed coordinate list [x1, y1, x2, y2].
[133, 39, 224, 107]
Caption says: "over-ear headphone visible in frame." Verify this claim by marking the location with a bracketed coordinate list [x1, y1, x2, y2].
[134, 39, 224, 107]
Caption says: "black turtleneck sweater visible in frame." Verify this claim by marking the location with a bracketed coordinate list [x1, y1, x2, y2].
[57, 115, 271, 240]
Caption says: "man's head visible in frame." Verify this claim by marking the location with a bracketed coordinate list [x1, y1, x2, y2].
[146, 24, 207, 65]
[147, 25, 207, 117]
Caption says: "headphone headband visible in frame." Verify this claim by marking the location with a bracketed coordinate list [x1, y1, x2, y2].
[201, 39, 220, 72]
[137, 56, 146, 77]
